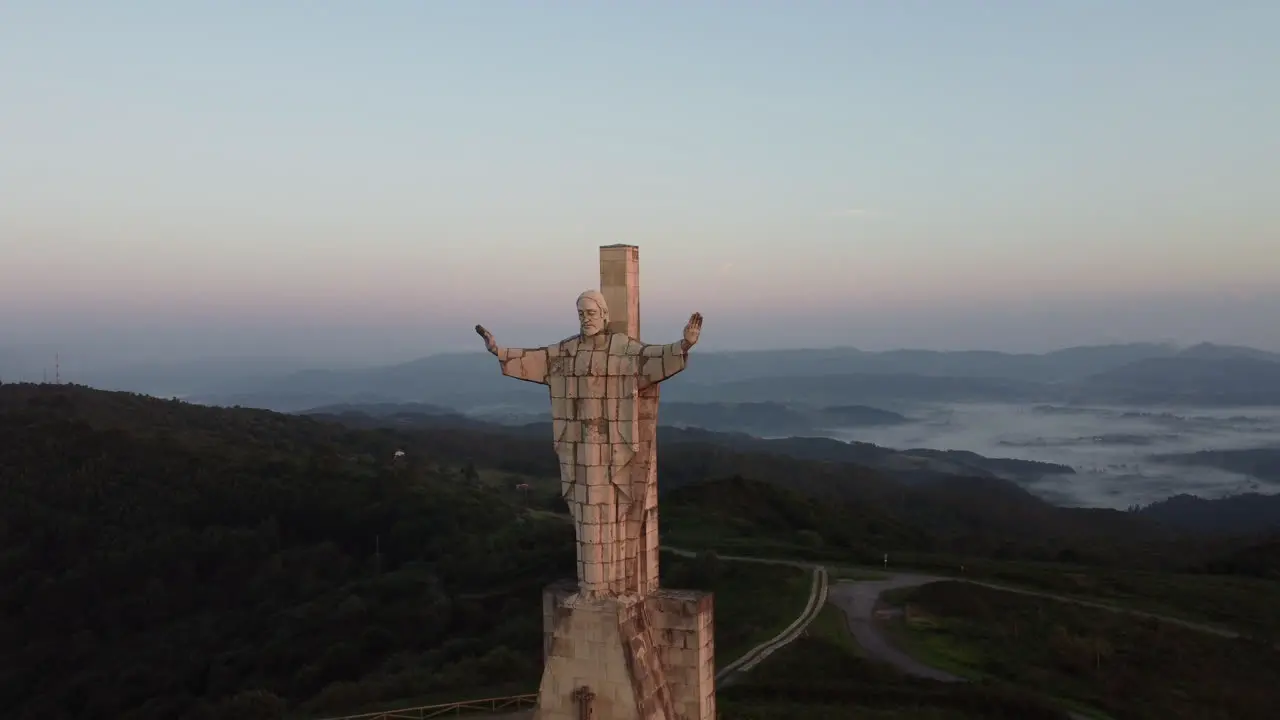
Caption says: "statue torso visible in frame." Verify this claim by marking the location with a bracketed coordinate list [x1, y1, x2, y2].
[547, 332, 643, 472]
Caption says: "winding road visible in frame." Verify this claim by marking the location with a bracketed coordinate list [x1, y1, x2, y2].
[826, 574, 963, 682]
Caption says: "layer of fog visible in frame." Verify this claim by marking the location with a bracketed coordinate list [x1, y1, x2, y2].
[826, 403, 1280, 509]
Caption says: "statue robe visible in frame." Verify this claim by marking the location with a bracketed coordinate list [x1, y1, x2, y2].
[495, 332, 687, 596]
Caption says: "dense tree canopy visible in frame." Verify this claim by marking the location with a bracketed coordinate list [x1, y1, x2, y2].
[0, 385, 573, 719]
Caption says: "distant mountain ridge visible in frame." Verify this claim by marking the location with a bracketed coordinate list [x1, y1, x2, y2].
[1136, 494, 1280, 535]
[112, 341, 1280, 411]
[1152, 446, 1280, 485]
[1072, 355, 1280, 405]
[1176, 342, 1280, 362]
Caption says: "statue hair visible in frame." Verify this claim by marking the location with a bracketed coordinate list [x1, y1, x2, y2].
[576, 290, 610, 322]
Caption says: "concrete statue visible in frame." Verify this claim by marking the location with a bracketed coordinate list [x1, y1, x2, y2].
[475, 294, 702, 599]
[474, 245, 716, 720]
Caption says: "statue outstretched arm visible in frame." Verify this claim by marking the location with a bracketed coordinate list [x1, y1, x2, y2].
[637, 312, 702, 387]
[474, 325, 549, 385]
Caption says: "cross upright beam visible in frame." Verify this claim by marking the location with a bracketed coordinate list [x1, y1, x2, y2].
[599, 244, 661, 594]
[599, 244, 640, 338]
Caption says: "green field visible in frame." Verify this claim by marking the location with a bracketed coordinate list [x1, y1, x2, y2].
[803, 603, 863, 656]
[883, 554, 1280, 640]
[675, 540, 1280, 642]
[884, 581, 1280, 720]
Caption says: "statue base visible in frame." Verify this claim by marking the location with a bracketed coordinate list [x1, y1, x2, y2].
[537, 581, 715, 720]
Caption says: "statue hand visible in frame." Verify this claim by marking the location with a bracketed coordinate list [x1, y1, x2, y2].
[475, 324, 498, 355]
[682, 312, 703, 350]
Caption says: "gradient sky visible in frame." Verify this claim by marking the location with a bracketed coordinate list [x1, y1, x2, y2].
[2, 1, 1278, 368]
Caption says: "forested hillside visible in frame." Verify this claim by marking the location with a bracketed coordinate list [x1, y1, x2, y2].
[0, 385, 572, 720]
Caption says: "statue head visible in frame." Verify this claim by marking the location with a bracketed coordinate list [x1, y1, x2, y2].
[576, 290, 610, 337]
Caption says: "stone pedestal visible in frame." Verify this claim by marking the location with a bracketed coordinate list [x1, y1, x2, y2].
[539, 581, 715, 720]
[645, 589, 716, 720]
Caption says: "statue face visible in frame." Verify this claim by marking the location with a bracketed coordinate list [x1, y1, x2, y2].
[577, 297, 607, 337]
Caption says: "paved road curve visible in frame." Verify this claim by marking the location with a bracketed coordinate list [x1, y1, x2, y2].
[826, 575, 962, 682]
[826, 573, 1097, 720]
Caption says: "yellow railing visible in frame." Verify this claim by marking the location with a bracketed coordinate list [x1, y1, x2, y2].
[313, 693, 537, 720]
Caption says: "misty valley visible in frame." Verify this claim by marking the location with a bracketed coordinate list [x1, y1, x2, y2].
[297, 398, 1280, 513]
[833, 402, 1280, 509]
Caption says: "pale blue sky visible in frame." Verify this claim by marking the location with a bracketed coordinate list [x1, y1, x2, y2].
[2, 1, 1277, 366]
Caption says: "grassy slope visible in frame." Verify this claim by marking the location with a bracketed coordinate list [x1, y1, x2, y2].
[721, 600, 1067, 720]
[884, 581, 1280, 720]
[699, 561, 814, 665]
[878, 556, 1280, 640]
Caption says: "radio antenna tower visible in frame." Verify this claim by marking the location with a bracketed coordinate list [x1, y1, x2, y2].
[55, 354, 61, 385]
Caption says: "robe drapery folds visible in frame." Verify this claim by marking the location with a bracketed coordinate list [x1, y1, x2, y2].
[496, 332, 687, 595]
